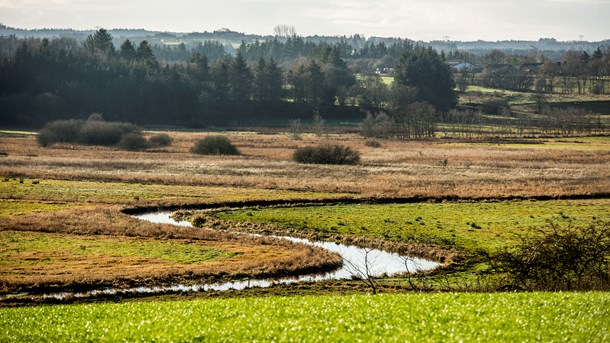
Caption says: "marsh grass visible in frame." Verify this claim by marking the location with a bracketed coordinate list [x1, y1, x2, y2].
[2, 133, 609, 198]
[1, 131, 609, 294]
[208, 199, 610, 253]
[0, 206, 342, 293]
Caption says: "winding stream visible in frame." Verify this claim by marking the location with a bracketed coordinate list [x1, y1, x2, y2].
[10, 209, 441, 301]
[135, 211, 440, 288]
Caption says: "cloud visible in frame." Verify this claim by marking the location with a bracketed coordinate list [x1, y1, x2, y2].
[0, 0, 608, 40]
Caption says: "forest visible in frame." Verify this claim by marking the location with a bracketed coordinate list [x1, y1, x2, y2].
[1, 28, 609, 136]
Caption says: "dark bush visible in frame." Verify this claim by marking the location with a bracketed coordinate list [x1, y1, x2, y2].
[490, 221, 610, 291]
[293, 144, 360, 165]
[37, 118, 142, 147]
[190, 135, 240, 155]
[480, 97, 510, 115]
[364, 140, 382, 148]
[148, 133, 173, 148]
[77, 121, 141, 146]
[117, 132, 148, 151]
[37, 119, 84, 147]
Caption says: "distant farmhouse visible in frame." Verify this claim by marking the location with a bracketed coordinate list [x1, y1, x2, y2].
[447, 61, 482, 73]
[519, 63, 543, 74]
[374, 67, 395, 75]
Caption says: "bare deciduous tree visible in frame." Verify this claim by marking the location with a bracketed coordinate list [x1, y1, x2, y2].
[344, 248, 380, 294]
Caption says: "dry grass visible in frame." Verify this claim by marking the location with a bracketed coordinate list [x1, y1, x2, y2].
[0, 205, 342, 293]
[1, 132, 609, 198]
[1, 131, 609, 293]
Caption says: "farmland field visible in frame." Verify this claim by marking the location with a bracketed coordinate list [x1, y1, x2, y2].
[1, 292, 609, 342]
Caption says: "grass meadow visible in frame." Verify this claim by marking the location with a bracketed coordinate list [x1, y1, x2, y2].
[209, 199, 610, 253]
[1, 129, 609, 340]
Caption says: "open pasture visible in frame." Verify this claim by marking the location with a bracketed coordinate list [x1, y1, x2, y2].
[209, 199, 610, 253]
[1, 292, 609, 342]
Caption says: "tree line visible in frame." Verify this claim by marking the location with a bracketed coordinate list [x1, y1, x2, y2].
[0, 29, 456, 135]
[452, 47, 610, 94]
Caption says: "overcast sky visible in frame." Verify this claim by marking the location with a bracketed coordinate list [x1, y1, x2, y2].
[1, 0, 609, 41]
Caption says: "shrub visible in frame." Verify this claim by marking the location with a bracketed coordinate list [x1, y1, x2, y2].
[37, 119, 84, 147]
[480, 97, 510, 115]
[293, 144, 360, 165]
[117, 132, 148, 151]
[361, 112, 392, 138]
[77, 121, 141, 146]
[37, 118, 142, 148]
[364, 140, 382, 148]
[148, 133, 173, 148]
[490, 221, 610, 291]
[190, 135, 240, 155]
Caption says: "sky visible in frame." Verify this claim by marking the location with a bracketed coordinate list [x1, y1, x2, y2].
[1, 0, 609, 41]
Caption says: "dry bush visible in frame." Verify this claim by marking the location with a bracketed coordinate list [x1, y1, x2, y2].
[148, 133, 173, 148]
[37, 119, 141, 147]
[37, 119, 84, 147]
[490, 221, 610, 291]
[76, 120, 141, 146]
[117, 132, 148, 151]
[190, 135, 240, 155]
[293, 144, 360, 165]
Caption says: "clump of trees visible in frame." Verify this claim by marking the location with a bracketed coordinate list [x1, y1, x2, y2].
[293, 144, 360, 165]
[36, 114, 176, 151]
[539, 107, 599, 135]
[37, 116, 142, 148]
[190, 135, 240, 155]
[359, 47, 455, 140]
[490, 221, 610, 291]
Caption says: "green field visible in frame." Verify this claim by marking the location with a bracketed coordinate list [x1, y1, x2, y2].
[0, 178, 345, 206]
[209, 199, 610, 252]
[1, 292, 608, 342]
[0, 231, 236, 266]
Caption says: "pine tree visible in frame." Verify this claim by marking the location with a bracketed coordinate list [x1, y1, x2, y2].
[394, 47, 457, 112]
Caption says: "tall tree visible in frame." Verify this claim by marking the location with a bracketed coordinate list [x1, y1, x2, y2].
[211, 58, 230, 102]
[254, 57, 284, 102]
[119, 40, 136, 60]
[83, 28, 115, 56]
[394, 47, 457, 112]
[229, 52, 253, 101]
[305, 60, 327, 109]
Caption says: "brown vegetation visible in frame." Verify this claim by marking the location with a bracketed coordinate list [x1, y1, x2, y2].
[1, 131, 609, 295]
[1, 132, 609, 198]
[0, 206, 342, 293]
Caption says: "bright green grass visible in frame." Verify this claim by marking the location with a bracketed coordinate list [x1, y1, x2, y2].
[0, 231, 236, 266]
[211, 200, 610, 252]
[0, 178, 347, 205]
[1, 292, 608, 342]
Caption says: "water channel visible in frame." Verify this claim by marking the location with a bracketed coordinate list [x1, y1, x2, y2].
[12, 209, 441, 301]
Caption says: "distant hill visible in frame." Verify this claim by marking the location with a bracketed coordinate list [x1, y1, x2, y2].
[1, 24, 608, 55]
